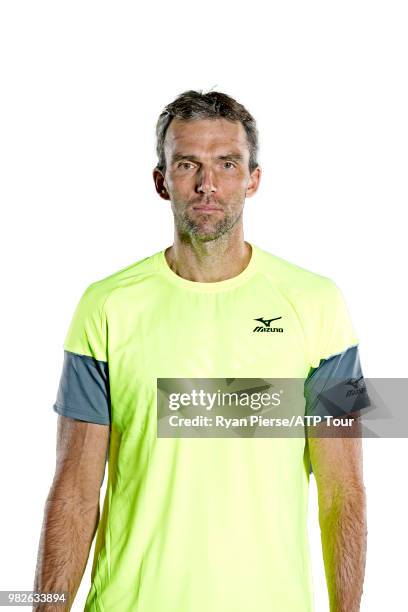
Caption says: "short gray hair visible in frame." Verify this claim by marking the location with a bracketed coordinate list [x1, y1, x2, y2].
[155, 89, 259, 173]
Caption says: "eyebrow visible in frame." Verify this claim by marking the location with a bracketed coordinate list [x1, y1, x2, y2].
[171, 152, 245, 163]
[218, 154, 245, 162]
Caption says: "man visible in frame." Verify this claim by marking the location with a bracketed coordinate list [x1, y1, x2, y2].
[34, 90, 367, 611]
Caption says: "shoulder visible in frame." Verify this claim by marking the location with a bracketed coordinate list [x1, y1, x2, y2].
[81, 250, 160, 311]
[254, 244, 340, 304]
[64, 251, 160, 357]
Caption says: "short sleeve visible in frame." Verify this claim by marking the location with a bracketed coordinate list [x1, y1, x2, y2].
[63, 282, 108, 362]
[52, 283, 111, 425]
[311, 280, 359, 367]
[304, 280, 370, 419]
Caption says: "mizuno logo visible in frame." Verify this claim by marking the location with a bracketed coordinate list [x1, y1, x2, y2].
[346, 376, 364, 389]
[345, 376, 367, 398]
[253, 316, 284, 333]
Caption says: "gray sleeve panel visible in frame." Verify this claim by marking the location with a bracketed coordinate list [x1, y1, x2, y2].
[304, 344, 370, 419]
[304, 344, 370, 475]
[53, 350, 111, 425]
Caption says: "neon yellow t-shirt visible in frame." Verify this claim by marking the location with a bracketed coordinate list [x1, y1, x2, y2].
[53, 242, 362, 611]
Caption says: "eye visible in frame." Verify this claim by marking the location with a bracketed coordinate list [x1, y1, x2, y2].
[178, 162, 195, 170]
[223, 161, 236, 169]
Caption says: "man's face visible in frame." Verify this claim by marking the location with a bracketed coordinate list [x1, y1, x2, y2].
[156, 118, 260, 242]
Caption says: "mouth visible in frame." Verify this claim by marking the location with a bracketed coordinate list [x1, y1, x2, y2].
[192, 205, 223, 213]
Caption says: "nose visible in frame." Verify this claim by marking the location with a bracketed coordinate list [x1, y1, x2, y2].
[196, 166, 217, 195]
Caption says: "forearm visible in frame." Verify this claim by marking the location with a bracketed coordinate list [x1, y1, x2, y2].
[319, 483, 367, 612]
[33, 488, 100, 611]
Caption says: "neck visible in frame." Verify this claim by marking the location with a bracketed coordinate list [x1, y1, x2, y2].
[164, 231, 252, 283]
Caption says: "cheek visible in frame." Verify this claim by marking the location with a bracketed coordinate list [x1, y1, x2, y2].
[221, 173, 248, 192]
[169, 175, 195, 194]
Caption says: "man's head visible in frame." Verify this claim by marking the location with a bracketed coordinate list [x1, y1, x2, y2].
[153, 90, 261, 243]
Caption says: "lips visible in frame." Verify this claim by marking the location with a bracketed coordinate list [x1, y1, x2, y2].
[192, 205, 222, 212]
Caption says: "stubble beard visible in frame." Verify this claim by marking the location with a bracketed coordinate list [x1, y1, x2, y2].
[172, 198, 244, 243]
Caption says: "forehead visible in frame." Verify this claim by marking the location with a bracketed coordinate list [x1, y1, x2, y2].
[164, 118, 248, 156]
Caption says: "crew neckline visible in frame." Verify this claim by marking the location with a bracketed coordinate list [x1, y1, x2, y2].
[156, 241, 259, 292]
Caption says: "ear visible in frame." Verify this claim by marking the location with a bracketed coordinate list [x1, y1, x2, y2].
[245, 166, 262, 198]
[153, 167, 170, 200]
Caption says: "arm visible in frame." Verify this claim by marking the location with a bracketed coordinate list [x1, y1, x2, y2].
[33, 415, 110, 611]
[308, 418, 367, 612]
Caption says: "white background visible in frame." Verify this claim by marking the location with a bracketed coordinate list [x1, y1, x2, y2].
[1, 1, 407, 610]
